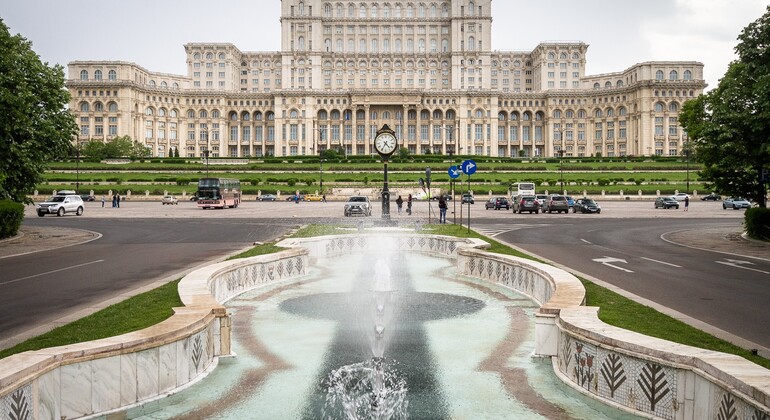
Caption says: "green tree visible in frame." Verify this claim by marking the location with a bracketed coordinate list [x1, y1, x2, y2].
[0, 19, 77, 203]
[130, 140, 151, 159]
[398, 147, 410, 160]
[679, 6, 770, 207]
[82, 139, 107, 160]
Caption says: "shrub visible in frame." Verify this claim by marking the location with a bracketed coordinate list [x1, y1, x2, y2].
[744, 207, 770, 241]
[287, 179, 297, 187]
[0, 200, 24, 239]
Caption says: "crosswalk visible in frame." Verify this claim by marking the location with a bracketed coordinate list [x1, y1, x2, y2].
[459, 223, 546, 238]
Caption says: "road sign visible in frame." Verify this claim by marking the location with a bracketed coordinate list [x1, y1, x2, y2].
[461, 159, 477, 176]
[448, 166, 460, 179]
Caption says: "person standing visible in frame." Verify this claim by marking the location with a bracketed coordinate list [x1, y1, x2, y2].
[396, 195, 403, 214]
[684, 195, 689, 211]
[407, 194, 413, 215]
[322, 194, 327, 203]
[112, 193, 117, 208]
[116, 193, 121, 208]
[101, 195, 105, 207]
[438, 194, 448, 223]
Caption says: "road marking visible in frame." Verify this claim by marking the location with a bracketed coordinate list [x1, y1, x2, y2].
[716, 259, 770, 275]
[593, 256, 634, 273]
[0, 260, 105, 287]
[640, 257, 682, 268]
[580, 238, 593, 244]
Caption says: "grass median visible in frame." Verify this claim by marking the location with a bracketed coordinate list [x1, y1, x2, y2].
[2, 224, 768, 371]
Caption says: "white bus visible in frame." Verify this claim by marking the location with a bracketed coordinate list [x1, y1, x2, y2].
[515, 182, 536, 196]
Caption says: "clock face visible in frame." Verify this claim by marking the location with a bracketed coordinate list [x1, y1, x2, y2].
[375, 132, 397, 155]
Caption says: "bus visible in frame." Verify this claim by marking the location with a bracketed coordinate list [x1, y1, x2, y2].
[196, 178, 241, 209]
[515, 182, 536, 197]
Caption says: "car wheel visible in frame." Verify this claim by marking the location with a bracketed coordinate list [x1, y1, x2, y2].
[597, 209, 601, 214]
[76, 207, 83, 216]
[57, 207, 65, 216]
[37, 211, 45, 217]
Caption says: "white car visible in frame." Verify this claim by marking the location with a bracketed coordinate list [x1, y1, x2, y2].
[161, 195, 179, 205]
[671, 193, 690, 201]
[344, 196, 371, 217]
[37, 195, 85, 217]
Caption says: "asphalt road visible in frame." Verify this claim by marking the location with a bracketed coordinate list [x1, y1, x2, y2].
[2, 198, 767, 355]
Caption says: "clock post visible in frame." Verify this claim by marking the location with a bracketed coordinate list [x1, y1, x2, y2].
[374, 124, 397, 221]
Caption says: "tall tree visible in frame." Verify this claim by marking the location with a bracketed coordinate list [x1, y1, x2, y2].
[679, 6, 770, 207]
[0, 19, 77, 203]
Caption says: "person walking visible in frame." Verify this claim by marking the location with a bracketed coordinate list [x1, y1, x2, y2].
[111, 193, 117, 208]
[322, 194, 327, 203]
[116, 193, 121, 208]
[407, 194, 413, 215]
[438, 194, 448, 223]
[684, 195, 689, 211]
[101, 195, 105, 207]
[396, 195, 403, 214]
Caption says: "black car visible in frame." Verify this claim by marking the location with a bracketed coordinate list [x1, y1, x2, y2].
[512, 195, 540, 214]
[80, 194, 95, 202]
[654, 197, 679, 209]
[573, 198, 601, 214]
[701, 193, 721, 201]
[485, 197, 510, 210]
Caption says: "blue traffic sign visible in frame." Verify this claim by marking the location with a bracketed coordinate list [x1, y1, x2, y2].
[448, 165, 460, 179]
[461, 159, 477, 176]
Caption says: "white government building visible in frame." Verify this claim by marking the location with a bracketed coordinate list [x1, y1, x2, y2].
[66, 0, 706, 158]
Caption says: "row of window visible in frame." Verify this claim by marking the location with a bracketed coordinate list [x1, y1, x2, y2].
[320, 2, 455, 19]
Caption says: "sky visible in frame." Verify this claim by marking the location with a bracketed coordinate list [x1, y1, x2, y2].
[1, 0, 767, 90]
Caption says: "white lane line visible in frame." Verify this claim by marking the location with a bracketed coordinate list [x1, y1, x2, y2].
[580, 238, 593, 244]
[640, 257, 682, 268]
[0, 260, 105, 286]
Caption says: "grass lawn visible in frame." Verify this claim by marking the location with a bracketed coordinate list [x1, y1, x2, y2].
[2, 224, 766, 371]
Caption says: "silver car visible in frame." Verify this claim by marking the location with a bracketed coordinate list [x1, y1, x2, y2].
[37, 195, 85, 217]
[723, 197, 751, 209]
[344, 196, 371, 216]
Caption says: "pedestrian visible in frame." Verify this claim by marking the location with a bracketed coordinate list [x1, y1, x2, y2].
[101, 195, 105, 207]
[407, 194, 412, 215]
[396, 195, 403, 214]
[294, 194, 299, 204]
[322, 194, 327, 203]
[116, 193, 121, 208]
[112, 194, 117, 208]
[684, 195, 689, 211]
[438, 194, 448, 223]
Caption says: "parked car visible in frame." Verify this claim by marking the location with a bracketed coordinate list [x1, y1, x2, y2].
[700, 193, 721, 201]
[535, 194, 548, 207]
[344, 195, 371, 216]
[461, 193, 475, 204]
[565, 195, 575, 208]
[484, 197, 510, 210]
[304, 194, 323, 202]
[723, 197, 750, 209]
[654, 197, 680, 209]
[544, 195, 569, 213]
[161, 195, 179, 205]
[286, 194, 305, 201]
[512, 195, 540, 214]
[671, 193, 690, 201]
[80, 194, 95, 202]
[189, 195, 199, 201]
[37, 195, 84, 217]
[573, 198, 601, 214]
[257, 194, 277, 201]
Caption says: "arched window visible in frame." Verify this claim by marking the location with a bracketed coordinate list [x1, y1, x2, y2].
[655, 70, 664, 81]
[193, 53, 201, 60]
[160, 81, 167, 88]
[468, 36, 475, 51]
[669, 102, 679, 112]
[108, 70, 117, 80]
[170, 109, 178, 118]
[330, 110, 340, 120]
[606, 108, 614, 117]
[669, 70, 678, 80]
[594, 109, 602, 118]
[145, 107, 154, 116]
[684, 70, 692, 80]
[149, 80, 156, 87]
[560, 52, 567, 59]
[298, 36, 305, 50]
[618, 107, 627, 116]
[553, 110, 562, 118]
[206, 52, 213, 60]
[267, 112, 274, 121]
[474, 109, 483, 118]
[212, 110, 220, 118]
[199, 110, 208, 119]
[572, 52, 580, 59]
[535, 112, 544, 121]
[187, 110, 195, 118]
[523, 112, 531, 121]
[242, 112, 250, 121]
[108, 102, 118, 112]
[94, 70, 102, 80]
[433, 110, 443, 119]
[565, 110, 574, 118]
[254, 111, 263, 121]
[577, 110, 587, 118]
[654, 102, 665, 112]
[616, 80, 624, 87]
[593, 82, 600, 90]
[548, 52, 555, 60]
[290, 109, 299, 118]
[80, 70, 88, 80]
[173, 82, 179, 89]
[158, 108, 166, 117]
[605, 81, 612, 88]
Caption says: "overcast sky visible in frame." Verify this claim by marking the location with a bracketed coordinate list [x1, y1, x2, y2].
[2, 0, 767, 89]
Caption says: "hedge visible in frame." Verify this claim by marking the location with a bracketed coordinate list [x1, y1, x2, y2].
[0, 200, 24, 239]
[744, 207, 770, 241]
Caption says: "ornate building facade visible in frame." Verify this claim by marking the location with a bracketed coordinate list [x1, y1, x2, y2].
[65, 0, 706, 158]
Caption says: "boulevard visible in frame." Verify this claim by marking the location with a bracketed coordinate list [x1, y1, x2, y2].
[2, 199, 768, 358]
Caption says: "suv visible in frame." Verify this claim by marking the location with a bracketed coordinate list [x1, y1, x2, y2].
[654, 197, 679, 209]
[512, 195, 540, 214]
[37, 195, 85, 217]
[544, 195, 569, 213]
[161, 195, 179, 205]
[485, 197, 510, 210]
[344, 196, 371, 216]
[535, 194, 548, 207]
[461, 193, 475, 204]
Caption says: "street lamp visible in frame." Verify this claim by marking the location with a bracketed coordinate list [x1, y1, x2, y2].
[684, 144, 691, 194]
[557, 149, 565, 194]
[75, 140, 81, 193]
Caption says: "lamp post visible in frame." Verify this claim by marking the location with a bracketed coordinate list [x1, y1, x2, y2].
[560, 155, 564, 194]
[75, 140, 81, 193]
[684, 145, 691, 194]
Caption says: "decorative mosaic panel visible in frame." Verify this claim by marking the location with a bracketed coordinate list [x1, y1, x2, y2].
[1, 384, 32, 420]
[317, 235, 466, 259]
[558, 332, 678, 419]
[712, 385, 770, 420]
[459, 254, 552, 305]
[212, 255, 309, 303]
